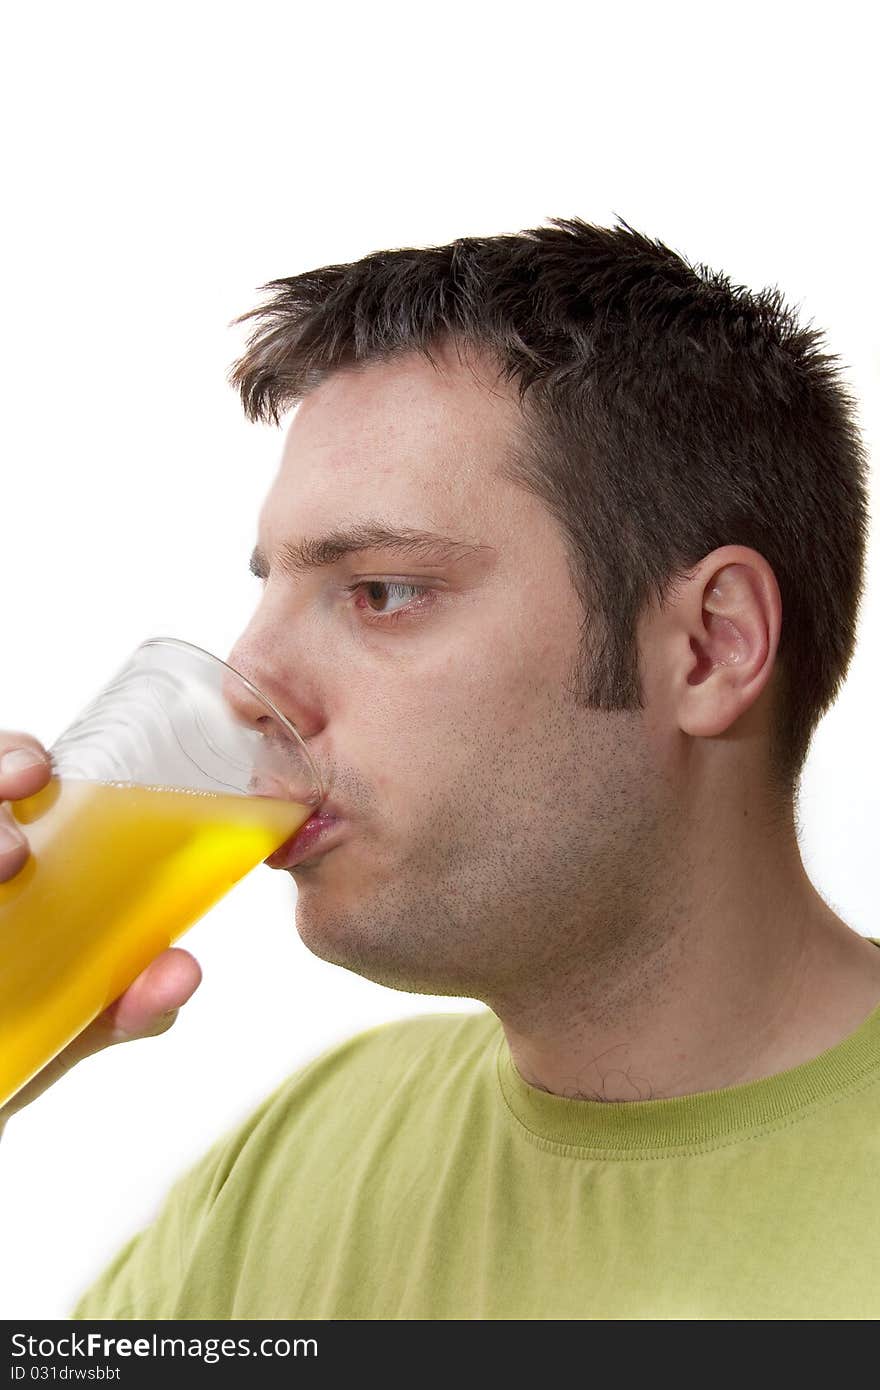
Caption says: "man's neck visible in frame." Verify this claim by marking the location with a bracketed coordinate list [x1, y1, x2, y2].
[496, 867, 880, 1104]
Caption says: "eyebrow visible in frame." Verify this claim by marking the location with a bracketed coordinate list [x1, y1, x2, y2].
[249, 522, 496, 581]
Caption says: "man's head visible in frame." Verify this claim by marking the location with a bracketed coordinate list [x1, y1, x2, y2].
[224, 217, 869, 1005]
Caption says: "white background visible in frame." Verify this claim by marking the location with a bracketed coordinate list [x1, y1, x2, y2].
[0, 1, 877, 1319]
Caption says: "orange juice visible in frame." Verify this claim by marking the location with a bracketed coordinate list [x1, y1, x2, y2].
[0, 775, 310, 1109]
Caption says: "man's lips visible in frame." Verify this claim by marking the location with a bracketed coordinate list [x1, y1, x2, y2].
[264, 810, 343, 869]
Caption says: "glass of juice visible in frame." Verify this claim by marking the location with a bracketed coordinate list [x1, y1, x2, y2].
[0, 636, 324, 1111]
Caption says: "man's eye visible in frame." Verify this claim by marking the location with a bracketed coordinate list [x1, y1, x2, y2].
[348, 581, 436, 625]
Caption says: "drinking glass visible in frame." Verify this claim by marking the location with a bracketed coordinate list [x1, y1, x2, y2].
[0, 636, 323, 1110]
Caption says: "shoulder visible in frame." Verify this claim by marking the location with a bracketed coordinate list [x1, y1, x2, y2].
[294, 1006, 499, 1076]
[70, 1008, 499, 1319]
[265, 1006, 500, 1116]
[186, 1007, 500, 1195]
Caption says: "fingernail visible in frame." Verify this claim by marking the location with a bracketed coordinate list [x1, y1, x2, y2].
[0, 749, 48, 776]
[0, 820, 26, 852]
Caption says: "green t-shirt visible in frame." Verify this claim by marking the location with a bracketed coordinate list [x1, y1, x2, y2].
[72, 941, 880, 1320]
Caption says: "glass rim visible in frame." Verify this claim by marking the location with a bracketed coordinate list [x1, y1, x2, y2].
[139, 636, 325, 804]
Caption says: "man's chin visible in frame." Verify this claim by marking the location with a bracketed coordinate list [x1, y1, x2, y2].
[291, 907, 472, 997]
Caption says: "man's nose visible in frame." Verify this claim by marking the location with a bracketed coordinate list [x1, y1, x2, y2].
[220, 642, 321, 737]
[219, 639, 325, 799]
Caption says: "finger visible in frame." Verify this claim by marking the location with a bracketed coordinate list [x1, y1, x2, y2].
[97, 947, 203, 1044]
[0, 736, 52, 803]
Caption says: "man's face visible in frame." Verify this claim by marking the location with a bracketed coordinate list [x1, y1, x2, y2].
[227, 342, 665, 1005]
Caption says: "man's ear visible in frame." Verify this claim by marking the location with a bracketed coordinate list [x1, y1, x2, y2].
[676, 546, 782, 740]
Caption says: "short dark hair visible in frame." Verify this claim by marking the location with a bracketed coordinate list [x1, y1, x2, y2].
[229, 215, 870, 807]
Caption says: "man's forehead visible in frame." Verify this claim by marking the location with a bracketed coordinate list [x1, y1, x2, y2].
[275, 377, 517, 543]
[286, 346, 517, 442]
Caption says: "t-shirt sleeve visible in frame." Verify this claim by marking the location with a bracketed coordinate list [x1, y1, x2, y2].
[69, 1125, 237, 1320]
[68, 1064, 315, 1320]
[68, 1019, 410, 1320]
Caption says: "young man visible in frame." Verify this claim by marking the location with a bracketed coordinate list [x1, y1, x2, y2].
[2, 216, 878, 1318]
